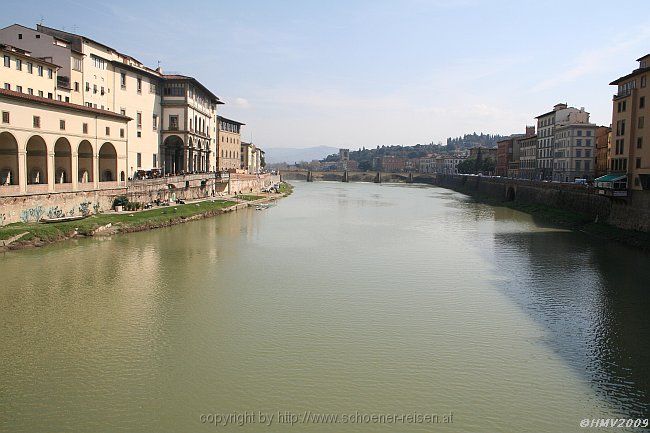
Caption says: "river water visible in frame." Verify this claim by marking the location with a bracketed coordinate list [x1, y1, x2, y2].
[1, 181, 648, 432]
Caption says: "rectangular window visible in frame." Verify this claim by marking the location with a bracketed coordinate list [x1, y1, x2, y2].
[137, 77, 142, 93]
[120, 72, 126, 89]
[60, 120, 65, 130]
[639, 116, 645, 129]
[3, 55, 9, 67]
[48, 92, 52, 99]
[2, 111, 9, 123]
[65, 96, 69, 102]
[642, 75, 647, 88]
[641, 96, 645, 109]
[93, 84, 97, 94]
[72, 57, 82, 71]
[149, 82, 157, 94]
[27, 62, 33, 73]
[33, 116, 40, 128]
[638, 137, 643, 148]
[106, 127, 110, 136]
[152, 114, 158, 130]
[57, 95, 62, 101]
[28, 88, 33, 95]
[137, 153, 142, 168]
[636, 158, 642, 169]
[101, 86, 105, 95]
[83, 123, 88, 134]
[47, 68, 53, 79]
[37, 65, 43, 76]
[91, 54, 106, 70]
[153, 154, 157, 167]
[74, 82, 79, 92]
[38, 90, 43, 97]
[120, 128, 125, 138]
[3, 83, 9, 90]
[169, 115, 179, 130]
[15, 58, 21, 70]
[16, 85, 22, 93]
[136, 112, 142, 128]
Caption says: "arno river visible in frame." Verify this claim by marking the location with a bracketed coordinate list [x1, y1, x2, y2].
[1, 181, 648, 432]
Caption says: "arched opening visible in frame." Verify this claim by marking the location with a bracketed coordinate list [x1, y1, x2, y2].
[54, 138, 72, 184]
[99, 142, 117, 182]
[163, 135, 184, 175]
[26, 135, 48, 184]
[0, 132, 19, 186]
[506, 186, 516, 201]
[78, 140, 94, 183]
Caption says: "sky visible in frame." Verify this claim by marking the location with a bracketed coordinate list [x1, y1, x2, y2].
[4, 0, 650, 149]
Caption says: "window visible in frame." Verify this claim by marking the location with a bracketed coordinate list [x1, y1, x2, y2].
[27, 88, 33, 95]
[57, 95, 62, 101]
[576, 149, 582, 157]
[137, 153, 142, 168]
[120, 72, 126, 89]
[137, 131, 141, 138]
[37, 65, 43, 76]
[27, 62, 32, 73]
[169, 115, 179, 130]
[18, 33, 22, 40]
[38, 90, 43, 97]
[4, 83, 10, 90]
[60, 120, 65, 130]
[85, 82, 90, 91]
[83, 123, 88, 134]
[3, 55, 9, 67]
[577, 130, 583, 137]
[16, 85, 22, 93]
[137, 77, 142, 93]
[15, 59, 21, 70]
[616, 120, 626, 136]
[153, 154, 157, 167]
[636, 158, 641, 169]
[101, 86, 105, 95]
[163, 83, 184, 97]
[72, 57, 82, 71]
[120, 128, 125, 138]
[641, 96, 646, 109]
[91, 54, 106, 70]
[136, 112, 142, 128]
[33, 116, 40, 128]
[586, 149, 591, 157]
[47, 92, 52, 99]
[93, 84, 97, 94]
[639, 116, 645, 129]
[642, 75, 647, 88]
[638, 137, 644, 148]
[47, 68, 53, 79]
[65, 97, 69, 102]
[106, 127, 110, 136]
[152, 114, 158, 130]
[149, 82, 157, 94]
[74, 82, 79, 92]
[2, 111, 9, 123]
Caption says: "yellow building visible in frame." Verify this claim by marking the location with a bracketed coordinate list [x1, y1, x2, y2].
[217, 116, 244, 172]
[609, 54, 649, 190]
[0, 88, 130, 194]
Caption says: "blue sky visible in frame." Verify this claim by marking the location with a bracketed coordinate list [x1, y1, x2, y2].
[5, 0, 650, 148]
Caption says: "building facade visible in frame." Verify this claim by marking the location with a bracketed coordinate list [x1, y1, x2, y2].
[595, 126, 611, 178]
[519, 134, 538, 180]
[609, 54, 649, 190]
[552, 122, 598, 181]
[217, 116, 244, 172]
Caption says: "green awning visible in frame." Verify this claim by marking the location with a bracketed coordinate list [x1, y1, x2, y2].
[595, 174, 627, 182]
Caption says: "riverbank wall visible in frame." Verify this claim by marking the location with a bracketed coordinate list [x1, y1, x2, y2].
[0, 173, 280, 225]
[434, 174, 650, 233]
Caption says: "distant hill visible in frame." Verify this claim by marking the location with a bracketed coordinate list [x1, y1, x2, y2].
[264, 146, 339, 164]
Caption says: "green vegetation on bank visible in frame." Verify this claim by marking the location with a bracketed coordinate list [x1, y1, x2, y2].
[278, 182, 293, 196]
[235, 195, 264, 201]
[0, 200, 236, 243]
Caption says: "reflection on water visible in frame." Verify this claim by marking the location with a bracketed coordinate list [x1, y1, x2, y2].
[0, 181, 647, 433]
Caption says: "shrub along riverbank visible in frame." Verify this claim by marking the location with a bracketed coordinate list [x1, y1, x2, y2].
[0, 199, 237, 251]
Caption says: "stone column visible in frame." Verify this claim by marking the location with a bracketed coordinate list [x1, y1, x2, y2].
[18, 150, 27, 194]
[93, 153, 99, 189]
[71, 151, 79, 191]
[47, 151, 55, 192]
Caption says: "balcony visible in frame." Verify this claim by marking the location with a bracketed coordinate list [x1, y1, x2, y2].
[613, 89, 632, 100]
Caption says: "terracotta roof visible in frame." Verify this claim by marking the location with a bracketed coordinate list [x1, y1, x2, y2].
[0, 89, 132, 121]
[163, 74, 222, 104]
[0, 43, 62, 69]
[217, 115, 245, 126]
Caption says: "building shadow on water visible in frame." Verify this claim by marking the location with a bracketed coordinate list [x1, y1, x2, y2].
[489, 228, 650, 418]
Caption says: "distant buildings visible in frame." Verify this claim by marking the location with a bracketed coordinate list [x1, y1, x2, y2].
[595, 126, 611, 178]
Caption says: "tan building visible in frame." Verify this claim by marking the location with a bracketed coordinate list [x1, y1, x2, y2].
[519, 134, 537, 180]
[609, 54, 649, 190]
[0, 23, 224, 179]
[1, 44, 59, 100]
[552, 122, 598, 182]
[595, 126, 611, 178]
[217, 116, 244, 172]
[1, 88, 130, 194]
